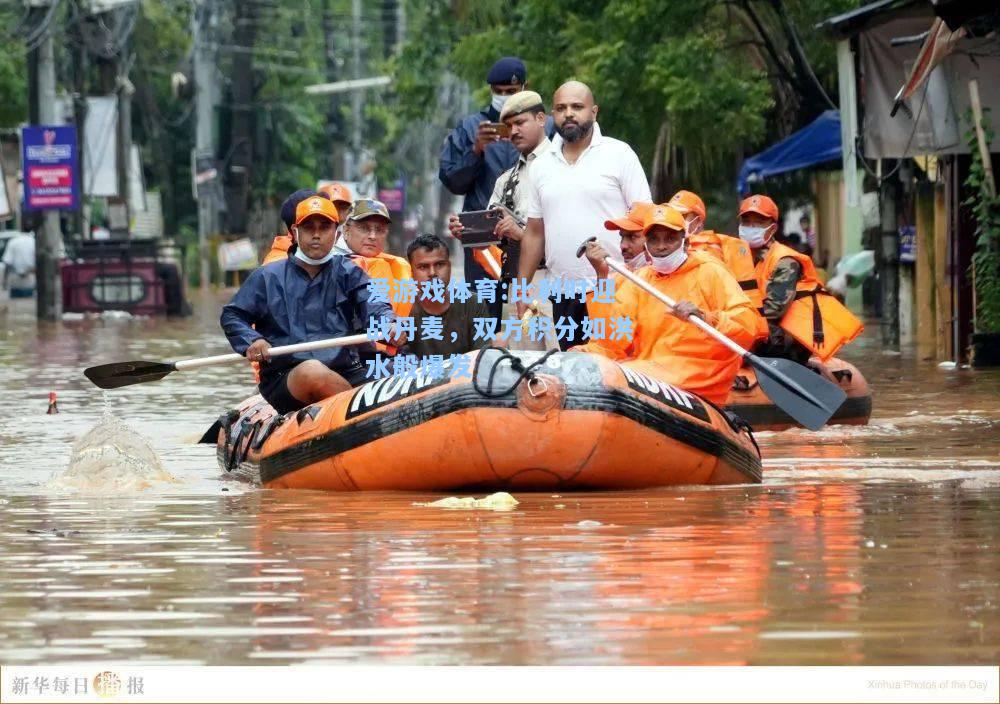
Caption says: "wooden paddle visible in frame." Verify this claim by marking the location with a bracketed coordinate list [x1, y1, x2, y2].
[576, 238, 846, 430]
[84, 334, 375, 390]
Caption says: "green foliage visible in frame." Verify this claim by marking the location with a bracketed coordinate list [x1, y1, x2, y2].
[964, 109, 1000, 333]
[132, 0, 196, 237]
[392, 0, 854, 199]
[0, 50, 27, 127]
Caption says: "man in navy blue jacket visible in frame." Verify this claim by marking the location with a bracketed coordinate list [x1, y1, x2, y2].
[221, 196, 398, 414]
[439, 57, 527, 288]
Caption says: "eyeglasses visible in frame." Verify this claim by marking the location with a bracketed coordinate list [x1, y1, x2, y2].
[351, 222, 388, 237]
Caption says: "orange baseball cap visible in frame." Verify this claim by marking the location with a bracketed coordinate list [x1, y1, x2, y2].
[294, 195, 340, 225]
[738, 194, 780, 221]
[641, 204, 686, 235]
[319, 182, 353, 205]
[604, 201, 654, 231]
[668, 190, 706, 221]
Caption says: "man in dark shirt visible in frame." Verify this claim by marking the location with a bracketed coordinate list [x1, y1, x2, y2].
[439, 56, 526, 288]
[221, 195, 399, 413]
[404, 234, 491, 358]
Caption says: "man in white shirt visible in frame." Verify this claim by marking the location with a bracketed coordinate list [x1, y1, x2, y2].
[516, 81, 651, 350]
[1, 231, 36, 298]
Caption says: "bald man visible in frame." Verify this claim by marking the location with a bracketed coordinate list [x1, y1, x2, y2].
[516, 81, 651, 350]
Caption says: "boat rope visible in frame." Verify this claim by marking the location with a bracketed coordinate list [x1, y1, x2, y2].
[721, 408, 761, 458]
[472, 348, 558, 399]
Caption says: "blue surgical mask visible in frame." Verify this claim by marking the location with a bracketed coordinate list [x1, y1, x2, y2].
[738, 225, 772, 249]
[647, 245, 687, 275]
[294, 246, 335, 266]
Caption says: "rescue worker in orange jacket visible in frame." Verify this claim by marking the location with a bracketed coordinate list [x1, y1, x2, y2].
[576, 204, 761, 405]
[604, 201, 653, 272]
[263, 189, 330, 265]
[581, 201, 654, 358]
[671, 189, 768, 340]
[738, 194, 863, 364]
[318, 182, 354, 226]
[334, 199, 413, 318]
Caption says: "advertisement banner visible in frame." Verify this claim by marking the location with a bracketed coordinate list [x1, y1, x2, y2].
[899, 225, 916, 264]
[218, 238, 259, 272]
[378, 179, 406, 213]
[22, 125, 79, 211]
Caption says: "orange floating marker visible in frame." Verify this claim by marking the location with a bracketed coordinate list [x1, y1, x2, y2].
[47, 391, 59, 415]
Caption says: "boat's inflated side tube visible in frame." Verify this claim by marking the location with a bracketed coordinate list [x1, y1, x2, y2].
[216, 349, 763, 490]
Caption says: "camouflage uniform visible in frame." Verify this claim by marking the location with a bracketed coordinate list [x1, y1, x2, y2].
[753, 249, 811, 364]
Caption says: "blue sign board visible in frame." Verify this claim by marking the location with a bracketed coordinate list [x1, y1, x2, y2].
[899, 225, 916, 264]
[22, 125, 79, 211]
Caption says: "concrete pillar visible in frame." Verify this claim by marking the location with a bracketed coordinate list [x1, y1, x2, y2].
[879, 175, 900, 349]
[915, 183, 936, 360]
[933, 183, 952, 360]
[836, 40, 864, 312]
[34, 23, 62, 322]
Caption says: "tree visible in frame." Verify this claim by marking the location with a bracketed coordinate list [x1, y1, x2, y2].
[390, 0, 854, 204]
[131, 0, 195, 237]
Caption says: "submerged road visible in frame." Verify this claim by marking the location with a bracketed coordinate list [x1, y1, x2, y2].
[0, 291, 997, 664]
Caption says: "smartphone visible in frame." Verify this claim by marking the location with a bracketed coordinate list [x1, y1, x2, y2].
[457, 209, 503, 248]
[485, 122, 511, 138]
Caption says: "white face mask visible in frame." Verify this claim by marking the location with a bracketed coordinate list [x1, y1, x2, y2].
[625, 251, 648, 271]
[491, 93, 510, 114]
[738, 224, 772, 249]
[293, 245, 335, 266]
[647, 245, 687, 275]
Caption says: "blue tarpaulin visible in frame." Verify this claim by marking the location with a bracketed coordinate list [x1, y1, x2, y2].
[738, 110, 842, 194]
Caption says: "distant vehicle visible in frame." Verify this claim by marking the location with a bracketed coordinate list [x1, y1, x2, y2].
[61, 238, 191, 316]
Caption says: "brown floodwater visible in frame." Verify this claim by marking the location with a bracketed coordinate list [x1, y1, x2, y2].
[1, 291, 998, 665]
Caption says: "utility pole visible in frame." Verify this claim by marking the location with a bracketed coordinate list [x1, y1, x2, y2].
[117, 49, 134, 228]
[33, 9, 63, 321]
[71, 14, 88, 242]
[322, 0, 344, 179]
[348, 0, 362, 182]
[192, 0, 217, 290]
[224, 0, 256, 235]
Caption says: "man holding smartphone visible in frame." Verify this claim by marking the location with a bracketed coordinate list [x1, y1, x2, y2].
[448, 91, 550, 281]
[439, 57, 526, 292]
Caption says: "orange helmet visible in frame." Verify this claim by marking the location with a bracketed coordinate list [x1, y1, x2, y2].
[738, 194, 779, 221]
[668, 190, 706, 221]
[604, 201, 654, 232]
[319, 182, 353, 206]
[641, 204, 686, 235]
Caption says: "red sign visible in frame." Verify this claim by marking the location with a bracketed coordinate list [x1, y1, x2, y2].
[377, 180, 405, 213]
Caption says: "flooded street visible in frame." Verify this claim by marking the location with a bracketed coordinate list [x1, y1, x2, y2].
[1, 293, 998, 666]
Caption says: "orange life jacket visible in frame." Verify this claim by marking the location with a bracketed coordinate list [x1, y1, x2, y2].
[579, 251, 760, 405]
[688, 231, 768, 340]
[262, 234, 293, 265]
[349, 252, 413, 318]
[472, 245, 504, 280]
[756, 242, 864, 362]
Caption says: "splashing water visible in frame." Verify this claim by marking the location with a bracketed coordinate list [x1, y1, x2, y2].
[48, 413, 178, 493]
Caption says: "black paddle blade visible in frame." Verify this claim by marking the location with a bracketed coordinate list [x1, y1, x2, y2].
[748, 355, 848, 431]
[198, 419, 223, 445]
[84, 361, 177, 390]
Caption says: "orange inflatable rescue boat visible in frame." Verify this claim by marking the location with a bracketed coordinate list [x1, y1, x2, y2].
[725, 357, 871, 431]
[209, 349, 762, 490]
